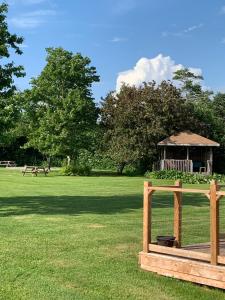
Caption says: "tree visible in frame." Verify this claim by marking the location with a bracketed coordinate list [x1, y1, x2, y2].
[0, 3, 25, 97]
[0, 3, 25, 146]
[23, 48, 99, 165]
[101, 81, 197, 174]
[173, 68, 203, 99]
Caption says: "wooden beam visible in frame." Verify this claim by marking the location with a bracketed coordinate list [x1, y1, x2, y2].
[148, 186, 209, 194]
[210, 180, 219, 265]
[149, 243, 210, 262]
[140, 252, 225, 289]
[143, 181, 152, 253]
[174, 180, 182, 248]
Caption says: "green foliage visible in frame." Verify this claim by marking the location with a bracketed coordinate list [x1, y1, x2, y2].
[101, 81, 200, 174]
[0, 3, 25, 147]
[123, 164, 142, 176]
[91, 152, 115, 170]
[0, 3, 25, 97]
[173, 68, 203, 99]
[61, 151, 92, 176]
[22, 47, 99, 160]
[145, 170, 225, 184]
[61, 162, 91, 176]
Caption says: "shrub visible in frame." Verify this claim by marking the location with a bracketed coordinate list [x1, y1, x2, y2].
[145, 170, 225, 184]
[61, 151, 92, 176]
[61, 162, 91, 176]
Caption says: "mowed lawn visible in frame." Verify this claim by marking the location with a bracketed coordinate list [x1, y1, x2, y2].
[0, 169, 225, 300]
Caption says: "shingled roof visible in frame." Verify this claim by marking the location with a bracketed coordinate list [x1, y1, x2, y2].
[158, 131, 220, 147]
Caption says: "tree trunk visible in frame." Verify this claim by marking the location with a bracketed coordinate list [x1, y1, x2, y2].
[47, 157, 51, 170]
[117, 162, 125, 175]
[67, 156, 71, 166]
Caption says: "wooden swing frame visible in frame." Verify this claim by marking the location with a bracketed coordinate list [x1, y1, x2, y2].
[139, 180, 225, 289]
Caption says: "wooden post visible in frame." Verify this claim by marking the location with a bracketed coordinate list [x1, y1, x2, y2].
[210, 180, 219, 265]
[186, 147, 189, 160]
[143, 181, 152, 253]
[163, 147, 166, 160]
[174, 180, 182, 248]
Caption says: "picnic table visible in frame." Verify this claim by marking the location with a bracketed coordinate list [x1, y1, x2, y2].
[0, 161, 16, 167]
[22, 166, 49, 176]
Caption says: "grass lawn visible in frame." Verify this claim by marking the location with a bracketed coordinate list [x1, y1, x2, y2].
[0, 169, 225, 299]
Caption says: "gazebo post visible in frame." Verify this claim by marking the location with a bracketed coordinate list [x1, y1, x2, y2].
[163, 147, 166, 160]
[186, 147, 189, 160]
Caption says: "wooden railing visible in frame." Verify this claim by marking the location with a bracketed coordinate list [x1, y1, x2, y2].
[160, 159, 193, 172]
[143, 180, 225, 265]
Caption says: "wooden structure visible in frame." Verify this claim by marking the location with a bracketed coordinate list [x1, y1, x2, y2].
[0, 161, 16, 167]
[139, 180, 225, 289]
[156, 131, 220, 174]
[22, 166, 49, 176]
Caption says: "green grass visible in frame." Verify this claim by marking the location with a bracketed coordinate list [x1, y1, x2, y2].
[0, 169, 225, 299]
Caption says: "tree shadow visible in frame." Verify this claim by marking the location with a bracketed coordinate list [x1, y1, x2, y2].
[0, 192, 210, 217]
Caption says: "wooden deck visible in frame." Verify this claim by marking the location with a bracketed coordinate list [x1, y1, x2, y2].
[140, 240, 225, 289]
[183, 239, 225, 256]
[140, 181, 225, 289]
[139, 249, 225, 289]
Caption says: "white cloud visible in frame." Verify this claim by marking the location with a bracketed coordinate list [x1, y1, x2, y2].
[110, 37, 128, 43]
[116, 54, 202, 91]
[9, 9, 56, 28]
[183, 23, 203, 33]
[9, 16, 44, 28]
[23, 9, 56, 16]
[162, 23, 203, 38]
[7, 0, 47, 5]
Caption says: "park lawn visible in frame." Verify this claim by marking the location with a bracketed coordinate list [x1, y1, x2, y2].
[0, 169, 225, 300]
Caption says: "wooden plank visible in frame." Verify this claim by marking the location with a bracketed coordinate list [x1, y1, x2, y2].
[149, 244, 210, 261]
[140, 263, 225, 289]
[217, 191, 225, 196]
[210, 180, 219, 265]
[143, 181, 152, 253]
[140, 252, 225, 282]
[174, 180, 182, 248]
[149, 186, 209, 194]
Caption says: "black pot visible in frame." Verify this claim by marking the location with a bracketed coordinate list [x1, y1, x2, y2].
[157, 236, 175, 247]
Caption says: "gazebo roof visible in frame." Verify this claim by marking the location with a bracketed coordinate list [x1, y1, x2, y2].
[158, 131, 220, 147]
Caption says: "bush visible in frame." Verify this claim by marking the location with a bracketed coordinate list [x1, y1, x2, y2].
[91, 152, 115, 170]
[61, 151, 92, 176]
[123, 164, 138, 176]
[145, 170, 225, 184]
[61, 162, 91, 176]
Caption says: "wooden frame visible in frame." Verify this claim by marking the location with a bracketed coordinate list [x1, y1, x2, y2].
[139, 180, 225, 289]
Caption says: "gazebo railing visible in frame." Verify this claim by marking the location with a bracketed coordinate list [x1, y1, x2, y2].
[160, 159, 193, 173]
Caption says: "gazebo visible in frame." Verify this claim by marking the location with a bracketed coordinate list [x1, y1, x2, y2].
[157, 131, 220, 174]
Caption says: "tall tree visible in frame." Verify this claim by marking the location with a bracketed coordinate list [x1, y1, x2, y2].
[173, 68, 204, 99]
[23, 48, 99, 165]
[0, 3, 25, 97]
[0, 3, 25, 146]
[101, 81, 197, 174]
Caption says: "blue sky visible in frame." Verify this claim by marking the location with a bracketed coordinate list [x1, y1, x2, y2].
[5, 0, 225, 101]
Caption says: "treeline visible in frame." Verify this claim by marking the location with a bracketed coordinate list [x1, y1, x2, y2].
[0, 3, 225, 174]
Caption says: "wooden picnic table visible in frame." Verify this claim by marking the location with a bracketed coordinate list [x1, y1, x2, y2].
[22, 166, 49, 176]
[0, 161, 16, 167]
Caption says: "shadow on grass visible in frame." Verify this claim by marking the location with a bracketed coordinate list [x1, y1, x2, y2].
[0, 193, 210, 217]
